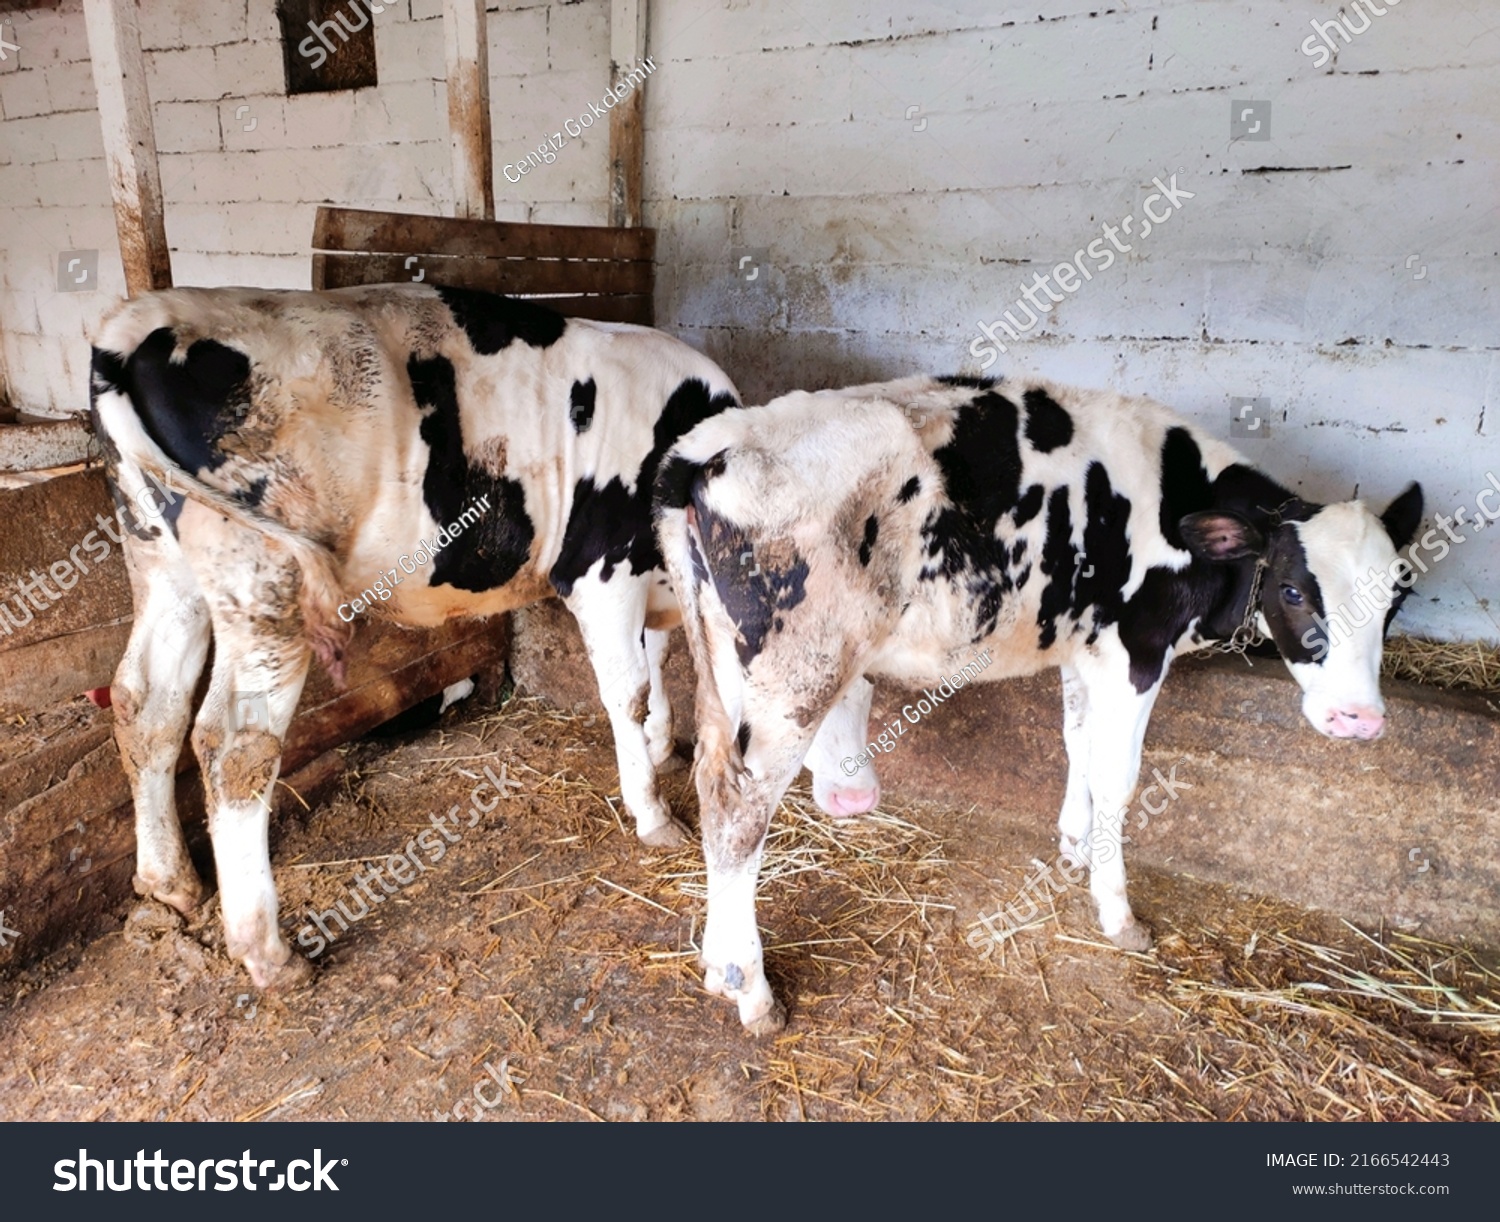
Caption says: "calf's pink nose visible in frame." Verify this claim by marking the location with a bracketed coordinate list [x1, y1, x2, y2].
[826, 785, 881, 818]
[1325, 707, 1385, 740]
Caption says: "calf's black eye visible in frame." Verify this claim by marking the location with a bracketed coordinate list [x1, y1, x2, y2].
[1281, 584, 1304, 607]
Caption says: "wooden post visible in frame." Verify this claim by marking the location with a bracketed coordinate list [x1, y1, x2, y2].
[443, 0, 495, 221]
[608, 0, 648, 229]
[83, 0, 171, 296]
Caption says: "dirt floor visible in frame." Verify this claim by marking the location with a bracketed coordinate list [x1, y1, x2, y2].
[1, 693, 1497, 1123]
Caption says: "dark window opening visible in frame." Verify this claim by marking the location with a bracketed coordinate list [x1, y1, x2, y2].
[276, 0, 379, 95]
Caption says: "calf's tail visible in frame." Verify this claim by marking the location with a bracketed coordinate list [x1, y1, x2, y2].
[88, 341, 351, 685]
[653, 443, 750, 796]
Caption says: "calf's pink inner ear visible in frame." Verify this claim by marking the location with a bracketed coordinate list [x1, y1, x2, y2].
[1177, 511, 1265, 562]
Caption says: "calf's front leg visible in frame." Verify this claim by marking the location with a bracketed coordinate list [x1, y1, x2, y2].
[1071, 656, 1162, 952]
[567, 579, 687, 847]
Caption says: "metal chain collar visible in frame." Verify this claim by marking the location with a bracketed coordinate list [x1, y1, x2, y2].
[1206, 555, 1269, 660]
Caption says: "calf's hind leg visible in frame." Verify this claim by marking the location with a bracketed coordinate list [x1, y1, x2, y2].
[113, 539, 213, 914]
[698, 717, 820, 1037]
[696, 670, 855, 1034]
[190, 594, 313, 989]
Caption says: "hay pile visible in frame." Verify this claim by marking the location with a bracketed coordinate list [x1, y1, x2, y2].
[1383, 635, 1500, 695]
[328, 692, 1500, 1121]
[1146, 915, 1500, 1121]
[7, 687, 1492, 1123]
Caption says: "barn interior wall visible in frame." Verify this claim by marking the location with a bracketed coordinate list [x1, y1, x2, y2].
[0, 0, 1494, 643]
[647, 1, 1500, 645]
[0, 0, 613, 412]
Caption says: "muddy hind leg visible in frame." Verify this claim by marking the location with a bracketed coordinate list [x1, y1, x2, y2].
[698, 691, 835, 1035]
[190, 605, 312, 989]
[113, 535, 213, 914]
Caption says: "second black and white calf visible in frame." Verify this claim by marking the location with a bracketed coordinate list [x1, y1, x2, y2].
[656, 374, 1423, 1034]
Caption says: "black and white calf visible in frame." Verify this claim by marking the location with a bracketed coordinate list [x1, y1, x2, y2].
[89, 284, 875, 990]
[656, 374, 1423, 1034]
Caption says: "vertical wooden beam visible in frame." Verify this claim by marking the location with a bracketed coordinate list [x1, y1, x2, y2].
[608, 0, 648, 229]
[83, 0, 171, 296]
[443, 0, 495, 221]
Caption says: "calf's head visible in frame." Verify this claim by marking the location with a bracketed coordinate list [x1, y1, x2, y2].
[1181, 483, 1423, 740]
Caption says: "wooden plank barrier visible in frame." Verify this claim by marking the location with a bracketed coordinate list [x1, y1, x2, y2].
[310, 206, 656, 325]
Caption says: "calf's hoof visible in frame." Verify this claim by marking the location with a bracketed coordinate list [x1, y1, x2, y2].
[123, 898, 188, 948]
[134, 871, 209, 916]
[741, 995, 787, 1038]
[1057, 836, 1088, 870]
[248, 951, 315, 990]
[639, 816, 691, 849]
[654, 750, 690, 776]
[703, 960, 785, 1036]
[1108, 920, 1153, 953]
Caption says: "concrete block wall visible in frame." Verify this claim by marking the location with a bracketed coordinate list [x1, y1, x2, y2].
[646, 0, 1500, 644]
[0, 0, 614, 413]
[0, 0, 1494, 642]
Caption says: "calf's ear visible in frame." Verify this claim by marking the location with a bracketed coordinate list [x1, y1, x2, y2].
[1380, 482, 1423, 550]
[1178, 511, 1265, 562]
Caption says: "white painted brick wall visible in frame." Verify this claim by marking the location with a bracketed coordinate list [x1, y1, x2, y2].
[139, 0, 249, 52]
[0, 63, 54, 119]
[0, 0, 1493, 640]
[0, 0, 584, 418]
[648, 0, 1499, 643]
[374, 14, 443, 83]
[145, 47, 222, 102]
[485, 7, 550, 77]
[546, 0, 608, 76]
